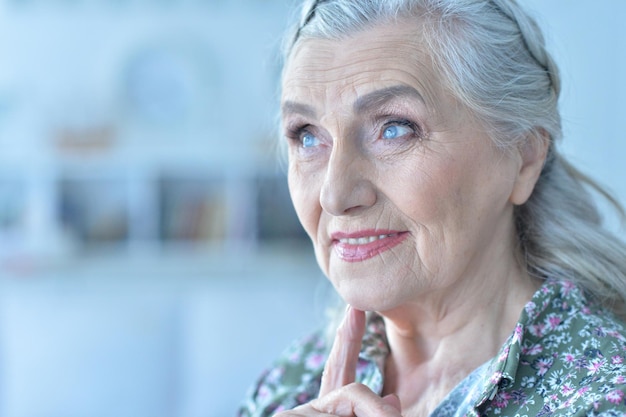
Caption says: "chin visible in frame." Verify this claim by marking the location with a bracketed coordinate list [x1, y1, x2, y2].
[336, 288, 396, 313]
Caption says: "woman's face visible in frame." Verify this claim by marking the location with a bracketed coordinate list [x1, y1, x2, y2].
[281, 23, 527, 312]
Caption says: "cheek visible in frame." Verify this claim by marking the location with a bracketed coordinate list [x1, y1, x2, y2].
[385, 161, 460, 224]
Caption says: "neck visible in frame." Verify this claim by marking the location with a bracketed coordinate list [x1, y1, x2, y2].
[379, 265, 540, 415]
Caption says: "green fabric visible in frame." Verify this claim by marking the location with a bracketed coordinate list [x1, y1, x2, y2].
[238, 280, 626, 417]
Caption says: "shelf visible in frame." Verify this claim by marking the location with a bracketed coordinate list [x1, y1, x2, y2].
[0, 0, 302, 281]
[0, 242, 318, 281]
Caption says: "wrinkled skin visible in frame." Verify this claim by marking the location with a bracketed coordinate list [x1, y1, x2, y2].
[279, 20, 546, 416]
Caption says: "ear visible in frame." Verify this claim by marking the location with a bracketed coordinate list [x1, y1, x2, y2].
[509, 130, 550, 205]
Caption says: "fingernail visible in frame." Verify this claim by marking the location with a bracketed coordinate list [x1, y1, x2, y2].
[337, 305, 353, 336]
[340, 305, 352, 329]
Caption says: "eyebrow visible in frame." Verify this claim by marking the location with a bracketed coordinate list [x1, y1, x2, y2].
[353, 85, 425, 114]
[281, 84, 425, 118]
[281, 101, 317, 118]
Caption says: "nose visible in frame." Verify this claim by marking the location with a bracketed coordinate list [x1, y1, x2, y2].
[319, 144, 377, 216]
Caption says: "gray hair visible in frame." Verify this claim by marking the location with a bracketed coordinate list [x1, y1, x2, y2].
[282, 0, 626, 318]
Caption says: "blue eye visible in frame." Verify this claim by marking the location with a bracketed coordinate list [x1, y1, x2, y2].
[382, 123, 413, 140]
[302, 132, 320, 148]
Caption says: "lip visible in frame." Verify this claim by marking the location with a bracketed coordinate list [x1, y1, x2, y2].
[331, 229, 409, 262]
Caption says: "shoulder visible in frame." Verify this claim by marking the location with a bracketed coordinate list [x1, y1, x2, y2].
[237, 330, 328, 417]
[524, 309, 626, 415]
[490, 280, 626, 416]
[521, 279, 626, 349]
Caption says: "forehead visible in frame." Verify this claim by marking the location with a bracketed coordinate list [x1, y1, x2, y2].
[281, 21, 447, 109]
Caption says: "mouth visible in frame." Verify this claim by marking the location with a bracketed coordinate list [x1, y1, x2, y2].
[331, 230, 408, 262]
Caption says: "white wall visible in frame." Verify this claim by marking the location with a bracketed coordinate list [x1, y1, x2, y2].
[0, 252, 327, 417]
[527, 1, 626, 230]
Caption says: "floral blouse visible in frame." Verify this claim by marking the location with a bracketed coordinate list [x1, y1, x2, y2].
[238, 279, 626, 416]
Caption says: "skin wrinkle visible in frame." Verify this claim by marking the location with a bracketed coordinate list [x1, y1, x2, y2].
[286, 38, 445, 125]
[290, 39, 504, 302]
[282, 20, 546, 415]
[313, 383, 402, 416]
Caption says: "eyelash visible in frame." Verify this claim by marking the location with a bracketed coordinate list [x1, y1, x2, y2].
[380, 119, 423, 140]
[285, 124, 309, 141]
[284, 118, 425, 146]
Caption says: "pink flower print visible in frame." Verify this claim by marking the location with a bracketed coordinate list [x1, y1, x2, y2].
[525, 301, 537, 316]
[613, 356, 624, 365]
[493, 391, 512, 408]
[562, 397, 574, 408]
[512, 324, 524, 344]
[266, 367, 284, 384]
[606, 389, 625, 405]
[355, 359, 368, 374]
[288, 351, 302, 363]
[564, 353, 576, 364]
[529, 323, 546, 337]
[305, 353, 325, 370]
[489, 371, 503, 385]
[612, 375, 625, 384]
[296, 393, 310, 403]
[562, 280, 575, 294]
[547, 314, 562, 330]
[499, 346, 511, 362]
[535, 357, 553, 376]
[587, 358, 605, 375]
[561, 384, 575, 396]
[258, 385, 271, 401]
[523, 344, 543, 355]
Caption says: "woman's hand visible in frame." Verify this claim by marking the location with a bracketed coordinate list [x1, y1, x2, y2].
[275, 307, 402, 416]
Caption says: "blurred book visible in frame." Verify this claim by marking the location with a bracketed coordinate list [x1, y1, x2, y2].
[159, 176, 228, 244]
[59, 178, 129, 247]
[255, 175, 308, 244]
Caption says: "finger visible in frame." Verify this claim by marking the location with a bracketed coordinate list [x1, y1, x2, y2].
[274, 404, 335, 417]
[318, 306, 366, 398]
[311, 383, 402, 416]
[382, 394, 401, 411]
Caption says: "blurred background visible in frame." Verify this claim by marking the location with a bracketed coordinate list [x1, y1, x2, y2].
[0, 0, 623, 416]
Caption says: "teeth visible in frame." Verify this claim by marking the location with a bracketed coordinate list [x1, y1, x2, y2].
[339, 234, 397, 245]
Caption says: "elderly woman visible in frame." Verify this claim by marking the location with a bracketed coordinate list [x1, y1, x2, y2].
[239, 0, 626, 416]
